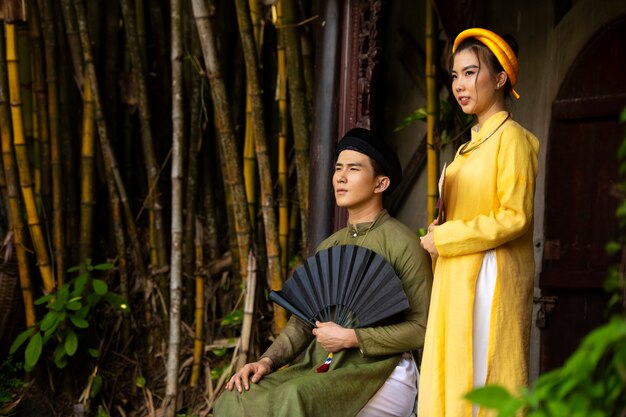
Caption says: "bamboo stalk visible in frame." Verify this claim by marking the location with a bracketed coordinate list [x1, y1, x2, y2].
[275, 0, 289, 295]
[242, 0, 262, 228]
[103, 1, 121, 150]
[425, 1, 438, 221]
[70, 0, 147, 281]
[41, 0, 65, 285]
[0, 25, 35, 327]
[243, 98, 257, 228]
[289, 198, 300, 263]
[111, 175, 131, 341]
[164, 0, 183, 409]
[78, 70, 94, 266]
[183, 56, 202, 312]
[120, 0, 168, 305]
[201, 142, 220, 262]
[57, 3, 78, 268]
[235, 0, 285, 333]
[59, 0, 84, 89]
[5, 21, 55, 293]
[192, 0, 251, 287]
[134, 0, 147, 68]
[299, 17, 314, 111]
[190, 218, 204, 387]
[240, 250, 257, 370]
[235, 0, 286, 338]
[249, 0, 263, 54]
[16, 26, 31, 143]
[279, 0, 310, 253]
[27, 0, 51, 212]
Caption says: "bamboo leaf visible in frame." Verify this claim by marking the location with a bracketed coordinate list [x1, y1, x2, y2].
[54, 345, 67, 368]
[34, 294, 54, 305]
[75, 305, 90, 320]
[70, 316, 89, 329]
[87, 348, 100, 358]
[93, 262, 114, 270]
[66, 301, 82, 311]
[65, 330, 78, 356]
[394, 106, 428, 132]
[58, 285, 70, 301]
[67, 265, 81, 273]
[73, 274, 89, 296]
[92, 279, 108, 295]
[25, 333, 43, 368]
[40, 312, 61, 331]
[10, 328, 36, 354]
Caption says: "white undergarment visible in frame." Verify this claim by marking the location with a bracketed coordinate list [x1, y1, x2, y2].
[356, 353, 418, 417]
[472, 250, 497, 417]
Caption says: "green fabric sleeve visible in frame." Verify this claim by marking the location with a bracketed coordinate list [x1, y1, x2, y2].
[260, 315, 314, 369]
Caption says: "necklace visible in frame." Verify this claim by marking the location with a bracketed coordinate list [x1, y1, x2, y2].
[459, 112, 511, 155]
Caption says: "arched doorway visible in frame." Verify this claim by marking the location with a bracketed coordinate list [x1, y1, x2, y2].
[539, 16, 626, 372]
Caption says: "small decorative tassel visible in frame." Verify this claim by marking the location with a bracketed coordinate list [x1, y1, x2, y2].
[316, 353, 333, 373]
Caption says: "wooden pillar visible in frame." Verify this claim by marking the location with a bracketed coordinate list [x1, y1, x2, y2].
[308, 0, 342, 256]
[334, 0, 386, 231]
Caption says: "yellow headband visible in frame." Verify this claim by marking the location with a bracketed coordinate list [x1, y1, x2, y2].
[452, 28, 520, 99]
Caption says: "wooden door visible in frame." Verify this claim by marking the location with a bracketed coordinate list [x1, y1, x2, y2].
[540, 17, 626, 372]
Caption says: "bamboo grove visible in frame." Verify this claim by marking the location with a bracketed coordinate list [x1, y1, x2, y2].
[0, 0, 316, 415]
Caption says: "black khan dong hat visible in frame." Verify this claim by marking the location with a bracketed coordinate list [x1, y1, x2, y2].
[336, 128, 403, 194]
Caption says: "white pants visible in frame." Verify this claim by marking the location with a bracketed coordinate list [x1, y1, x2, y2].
[472, 250, 497, 417]
[356, 354, 418, 417]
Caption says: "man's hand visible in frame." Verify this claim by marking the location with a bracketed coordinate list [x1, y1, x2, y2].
[312, 321, 358, 352]
[225, 357, 273, 393]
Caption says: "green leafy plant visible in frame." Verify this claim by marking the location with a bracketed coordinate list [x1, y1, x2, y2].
[10, 260, 129, 371]
[466, 108, 626, 416]
[0, 356, 25, 410]
[394, 99, 474, 146]
[221, 310, 243, 328]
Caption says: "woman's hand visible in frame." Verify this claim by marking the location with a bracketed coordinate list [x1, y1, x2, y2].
[420, 219, 440, 258]
[225, 357, 273, 393]
[312, 321, 358, 352]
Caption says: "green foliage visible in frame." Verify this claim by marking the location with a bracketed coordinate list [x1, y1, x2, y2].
[468, 318, 626, 416]
[210, 365, 226, 381]
[135, 375, 147, 388]
[466, 107, 626, 416]
[221, 309, 243, 328]
[95, 405, 110, 417]
[0, 357, 25, 408]
[394, 100, 474, 146]
[10, 260, 128, 372]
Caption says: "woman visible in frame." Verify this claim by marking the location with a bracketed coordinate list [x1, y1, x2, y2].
[417, 28, 539, 417]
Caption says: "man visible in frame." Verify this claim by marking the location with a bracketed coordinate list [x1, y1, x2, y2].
[215, 128, 432, 417]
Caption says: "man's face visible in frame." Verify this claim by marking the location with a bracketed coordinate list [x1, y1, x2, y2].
[333, 150, 383, 210]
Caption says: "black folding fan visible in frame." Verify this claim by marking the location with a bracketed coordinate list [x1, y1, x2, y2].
[269, 245, 410, 328]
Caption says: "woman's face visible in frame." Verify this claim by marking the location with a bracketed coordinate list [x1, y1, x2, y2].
[451, 49, 504, 122]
